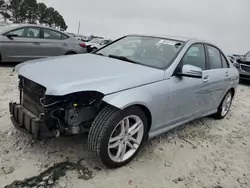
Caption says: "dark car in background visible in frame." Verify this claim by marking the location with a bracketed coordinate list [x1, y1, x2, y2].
[233, 51, 250, 81]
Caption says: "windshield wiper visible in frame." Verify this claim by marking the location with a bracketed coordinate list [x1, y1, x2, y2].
[108, 55, 140, 64]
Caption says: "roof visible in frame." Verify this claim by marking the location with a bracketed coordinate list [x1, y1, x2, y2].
[2, 23, 68, 35]
[13, 23, 56, 28]
[128, 33, 194, 42]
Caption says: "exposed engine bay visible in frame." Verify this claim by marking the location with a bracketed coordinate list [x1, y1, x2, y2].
[18, 76, 105, 138]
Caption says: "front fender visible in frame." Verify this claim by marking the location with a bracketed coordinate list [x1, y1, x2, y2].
[102, 89, 153, 111]
[102, 80, 170, 134]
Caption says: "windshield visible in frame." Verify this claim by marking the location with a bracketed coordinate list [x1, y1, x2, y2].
[0, 24, 19, 33]
[96, 35, 184, 69]
[245, 51, 250, 57]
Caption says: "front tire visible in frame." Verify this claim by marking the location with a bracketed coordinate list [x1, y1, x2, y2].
[88, 105, 148, 168]
[213, 91, 233, 119]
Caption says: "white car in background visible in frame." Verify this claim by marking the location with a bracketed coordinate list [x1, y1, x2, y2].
[86, 38, 112, 52]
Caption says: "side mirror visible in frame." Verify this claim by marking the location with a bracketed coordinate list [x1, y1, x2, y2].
[177, 64, 203, 78]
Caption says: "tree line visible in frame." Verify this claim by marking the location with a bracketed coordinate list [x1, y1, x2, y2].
[0, 0, 67, 31]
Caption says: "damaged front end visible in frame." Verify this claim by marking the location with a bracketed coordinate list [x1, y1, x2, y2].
[9, 76, 105, 139]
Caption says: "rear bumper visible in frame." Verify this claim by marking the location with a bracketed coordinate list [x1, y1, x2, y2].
[9, 102, 56, 139]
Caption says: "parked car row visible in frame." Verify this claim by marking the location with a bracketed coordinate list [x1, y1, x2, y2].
[0, 24, 87, 62]
[0, 23, 113, 63]
[10, 34, 239, 168]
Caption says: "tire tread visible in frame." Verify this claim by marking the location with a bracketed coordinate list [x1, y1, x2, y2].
[88, 105, 121, 158]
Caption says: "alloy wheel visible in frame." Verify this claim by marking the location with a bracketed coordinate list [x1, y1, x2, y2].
[108, 115, 144, 163]
[221, 92, 232, 116]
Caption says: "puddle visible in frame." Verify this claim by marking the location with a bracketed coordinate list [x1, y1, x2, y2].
[4, 162, 93, 188]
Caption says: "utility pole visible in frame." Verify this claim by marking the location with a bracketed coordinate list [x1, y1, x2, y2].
[77, 21, 80, 36]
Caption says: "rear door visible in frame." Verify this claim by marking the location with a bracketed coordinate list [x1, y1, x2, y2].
[39, 28, 70, 57]
[205, 44, 231, 109]
[2, 27, 43, 62]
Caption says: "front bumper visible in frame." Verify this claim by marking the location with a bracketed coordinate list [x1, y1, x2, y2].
[9, 102, 56, 139]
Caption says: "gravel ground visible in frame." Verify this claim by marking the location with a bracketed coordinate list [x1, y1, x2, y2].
[0, 66, 250, 188]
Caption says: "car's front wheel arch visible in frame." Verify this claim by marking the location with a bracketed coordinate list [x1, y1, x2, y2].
[103, 101, 153, 135]
[132, 104, 152, 135]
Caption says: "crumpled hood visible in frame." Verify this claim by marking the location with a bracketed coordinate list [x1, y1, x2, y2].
[15, 54, 164, 96]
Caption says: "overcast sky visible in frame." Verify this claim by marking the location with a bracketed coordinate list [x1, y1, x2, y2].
[40, 0, 250, 54]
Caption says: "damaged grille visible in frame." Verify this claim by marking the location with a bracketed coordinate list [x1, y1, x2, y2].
[20, 77, 46, 116]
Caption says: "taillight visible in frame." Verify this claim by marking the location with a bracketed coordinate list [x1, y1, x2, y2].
[79, 43, 86, 48]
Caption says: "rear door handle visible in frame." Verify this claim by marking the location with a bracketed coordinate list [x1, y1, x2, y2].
[63, 43, 68, 46]
[225, 72, 229, 77]
[203, 76, 209, 83]
[33, 42, 40, 45]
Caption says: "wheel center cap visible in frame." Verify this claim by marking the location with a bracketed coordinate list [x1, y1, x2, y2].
[124, 135, 129, 141]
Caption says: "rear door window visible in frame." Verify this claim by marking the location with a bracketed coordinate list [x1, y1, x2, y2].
[207, 45, 222, 69]
[43, 28, 64, 40]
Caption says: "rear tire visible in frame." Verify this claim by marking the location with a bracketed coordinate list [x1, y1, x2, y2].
[213, 91, 233, 119]
[88, 105, 148, 168]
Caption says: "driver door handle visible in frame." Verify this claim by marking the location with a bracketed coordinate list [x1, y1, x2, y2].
[203, 75, 209, 83]
[33, 42, 40, 45]
[225, 71, 229, 77]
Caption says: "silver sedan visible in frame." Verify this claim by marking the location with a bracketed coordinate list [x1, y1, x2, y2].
[0, 24, 87, 63]
[10, 34, 239, 168]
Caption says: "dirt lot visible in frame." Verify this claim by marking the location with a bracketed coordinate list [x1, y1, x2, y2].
[0, 66, 249, 188]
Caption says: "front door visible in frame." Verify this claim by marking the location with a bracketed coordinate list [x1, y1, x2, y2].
[165, 43, 214, 125]
[2, 27, 43, 62]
